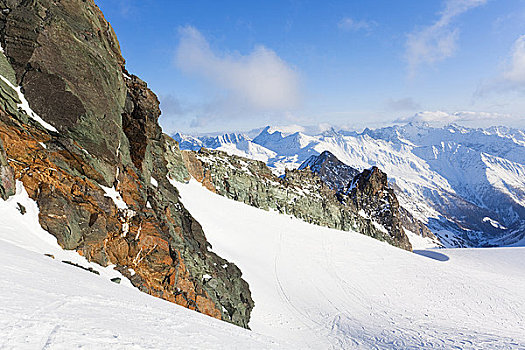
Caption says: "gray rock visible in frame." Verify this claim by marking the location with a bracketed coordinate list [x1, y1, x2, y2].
[299, 150, 359, 191]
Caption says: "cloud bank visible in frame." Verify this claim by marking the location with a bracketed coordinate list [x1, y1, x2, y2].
[175, 26, 300, 112]
[394, 110, 513, 125]
[405, 0, 487, 76]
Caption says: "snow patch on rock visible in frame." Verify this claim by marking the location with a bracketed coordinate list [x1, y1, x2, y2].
[0, 74, 58, 132]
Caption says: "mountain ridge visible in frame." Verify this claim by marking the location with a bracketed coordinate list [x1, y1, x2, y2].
[174, 122, 525, 247]
[173, 147, 416, 250]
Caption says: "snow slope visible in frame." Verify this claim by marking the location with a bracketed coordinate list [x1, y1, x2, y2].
[177, 180, 525, 349]
[0, 182, 128, 284]
[2, 177, 524, 349]
[175, 123, 525, 247]
[0, 182, 284, 349]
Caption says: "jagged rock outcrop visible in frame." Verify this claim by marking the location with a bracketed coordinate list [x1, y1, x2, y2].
[340, 167, 410, 249]
[0, 137, 14, 199]
[303, 151, 437, 245]
[0, 0, 252, 327]
[164, 134, 190, 183]
[299, 150, 359, 191]
[175, 148, 412, 250]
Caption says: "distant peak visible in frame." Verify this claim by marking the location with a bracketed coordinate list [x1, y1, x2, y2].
[319, 150, 335, 158]
[298, 151, 359, 191]
[299, 150, 335, 169]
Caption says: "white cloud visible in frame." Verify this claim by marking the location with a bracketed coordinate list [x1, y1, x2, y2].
[175, 26, 300, 111]
[266, 123, 336, 136]
[503, 35, 525, 83]
[475, 35, 525, 97]
[395, 110, 513, 125]
[338, 18, 376, 32]
[396, 111, 452, 123]
[405, 0, 487, 76]
[386, 97, 421, 111]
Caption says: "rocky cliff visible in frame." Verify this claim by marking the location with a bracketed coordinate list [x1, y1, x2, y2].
[0, 137, 14, 199]
[0, 0, 252, 327]
[174, 148, 413, 250]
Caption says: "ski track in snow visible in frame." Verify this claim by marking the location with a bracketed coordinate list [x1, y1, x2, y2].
[177, 180, 525, 350]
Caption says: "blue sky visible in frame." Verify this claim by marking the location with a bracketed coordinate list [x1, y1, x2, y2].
[96, 0, 525, 133]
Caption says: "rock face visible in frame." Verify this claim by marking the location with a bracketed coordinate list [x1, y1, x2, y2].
[341, 167, 409, 248]
[164, 135, 191, 183]
[176, 148, 413, 250]
[0, 0, 252, 327]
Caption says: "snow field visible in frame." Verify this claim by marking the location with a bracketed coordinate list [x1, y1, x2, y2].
[177, 179, 525, 349]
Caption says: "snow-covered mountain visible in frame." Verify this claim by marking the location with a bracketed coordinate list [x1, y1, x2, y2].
[174, 123, 525, 247]
[5, 1, 524, 348]
[173, 132, 278, 163]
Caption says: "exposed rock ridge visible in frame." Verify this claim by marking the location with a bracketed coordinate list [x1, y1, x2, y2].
[174, 147, 412, 250]
[0, 0, 252, 327]
[302, 151, 437, 243]
[0, 137, 14, 199]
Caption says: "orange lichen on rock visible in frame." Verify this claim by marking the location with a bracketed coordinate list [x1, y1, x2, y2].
[0, 115, 223, 322]
[181, 150, 217, 192]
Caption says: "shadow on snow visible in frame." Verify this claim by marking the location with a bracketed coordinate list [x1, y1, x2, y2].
[413, 250, 450, 262]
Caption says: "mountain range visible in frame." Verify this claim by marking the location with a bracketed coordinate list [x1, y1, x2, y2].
[174, 123, 525, 248]
[1, 1, 524, 348]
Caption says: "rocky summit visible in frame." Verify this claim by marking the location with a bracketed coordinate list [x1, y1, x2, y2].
[0, 0, 252, 327]
[299, 150, 360, 191]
